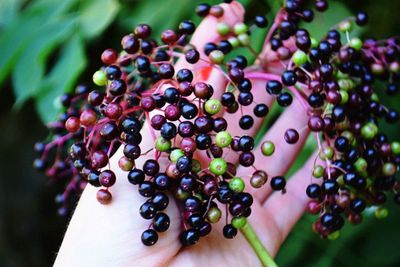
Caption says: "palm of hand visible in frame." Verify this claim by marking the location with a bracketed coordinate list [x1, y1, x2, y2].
[55, 2, 318, 267]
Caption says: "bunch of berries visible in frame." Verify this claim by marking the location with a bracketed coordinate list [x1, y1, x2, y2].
[34, 0, 400, 246]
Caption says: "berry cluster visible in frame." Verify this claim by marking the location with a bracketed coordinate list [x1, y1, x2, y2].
[34, 0, 400, 247]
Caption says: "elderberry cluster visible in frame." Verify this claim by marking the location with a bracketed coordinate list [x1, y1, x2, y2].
[34, 0, 400, 246]
[263, 0, 400, 239]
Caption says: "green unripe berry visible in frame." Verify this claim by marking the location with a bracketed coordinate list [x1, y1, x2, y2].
[312, 165, 324, 178]
[209, 50, 224, 64]
[382, 162, 396, 176]
[216, 22, 230, 36]
[209, 158, 227, 175]
[228, 36, 240, 48]
[155, 136, 171, 152]
[170, 149, 185, 163]
[391, 142, 400, 155]
[176, 188, 190, 201]
[232, 216, 247, 229]
[233, 22, 248, 35]
[292, 50, 308, 66]
[336, 175, 344, 186]
[349, 38, 363, 51]
[375, 207, 389, 219]
[339, 20, 353, 32]
[339, 90, 349, 104]
[237, 33, 250, 46]
[191, 159, 201, 173]
[215, 131, 232, 148]
[229, 177, 245, 193]
[319, 146, 334, 160]
[336, 71, 347, 79]
[371, 93, 379, 102]
[354, 157, 368, 173]
[328, 231, 340, 240]
[338, 79, 354, 91]
[93, 70, 107, 86]
[204, 98, 222, 115]
[310, 37, 318, 48]
[207, 207, 222, 223]
[361, 122, 378, 140]
[261, 141, 275, 156]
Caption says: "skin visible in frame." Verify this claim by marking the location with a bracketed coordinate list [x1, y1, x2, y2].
[55, 2, 320, 266]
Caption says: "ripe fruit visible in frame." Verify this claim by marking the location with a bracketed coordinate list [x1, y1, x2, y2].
[35, 1, 400, 249]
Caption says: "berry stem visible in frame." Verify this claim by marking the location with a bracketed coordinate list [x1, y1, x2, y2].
[240, 221, 278, 267]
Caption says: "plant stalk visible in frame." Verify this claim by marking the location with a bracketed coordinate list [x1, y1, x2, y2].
[240, 222, 278, 267]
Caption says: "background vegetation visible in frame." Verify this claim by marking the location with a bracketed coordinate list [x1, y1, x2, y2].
[0, 0, 399, 266]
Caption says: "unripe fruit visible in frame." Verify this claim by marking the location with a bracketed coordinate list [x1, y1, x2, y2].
[292, 50, 308, 66]
[216, 22, 230, 35]
[93, 70, 107, 86]
[375, 207, 389, 219]
[233, 22, 248, 35]
[354, 158, 368, 173]
[156, 137, 171, 152]
[319, 146, 334, 160]
[209, 50, 224, 64]
[209, 158, 227, 175]
[207, 207, 222, 223]
[312, 165, 324, 178]
[215, 131, 232, 148]
[170, 149, 185, 163]
[261, 141, 275, 156]
[229, 177, 245, 193]
[361, 122, 378, 140]
[237, 33, 250, 46]
[327, 231, 340, 240]
[349, 38, 363, 51]
[391, 142, 400, 155]
[204, 99, 222, 115]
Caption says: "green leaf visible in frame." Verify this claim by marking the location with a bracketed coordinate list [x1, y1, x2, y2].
[12, 17, 77, 106]
[0, 0, 78, 88]
[36, 35, 87, 123]
[0, 0, 24, 27]
[264, 0, 283, 14]
[78, 0, 120, 39]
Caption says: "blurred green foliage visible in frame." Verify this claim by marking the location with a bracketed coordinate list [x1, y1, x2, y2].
[0, 0, 399, 266]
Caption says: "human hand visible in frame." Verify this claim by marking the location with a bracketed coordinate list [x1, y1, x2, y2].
[54, 2, 319, 266]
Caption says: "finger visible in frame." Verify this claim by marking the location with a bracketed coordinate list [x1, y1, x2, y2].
[261, 151, 320, 248]
[237, 99, 311, 202]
